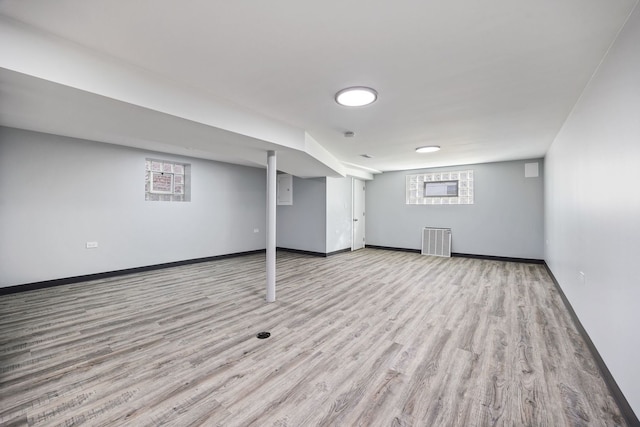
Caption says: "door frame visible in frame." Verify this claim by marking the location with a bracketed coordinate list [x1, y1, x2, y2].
[351, 178, 365, 250]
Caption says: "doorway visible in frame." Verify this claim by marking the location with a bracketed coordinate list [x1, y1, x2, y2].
[352, 178, 365, 250]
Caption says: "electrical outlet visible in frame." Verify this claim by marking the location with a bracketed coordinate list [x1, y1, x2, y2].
[578, 271, 586, 285]
[253, 228, 259, 233]
[86, 241, 98, 249]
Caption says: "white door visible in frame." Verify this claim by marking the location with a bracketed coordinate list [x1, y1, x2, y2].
[352, 178, 365, 250]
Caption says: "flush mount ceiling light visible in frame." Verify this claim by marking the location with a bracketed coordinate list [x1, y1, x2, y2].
[335, 87, 378, 107]
[416, 145, 441, 153]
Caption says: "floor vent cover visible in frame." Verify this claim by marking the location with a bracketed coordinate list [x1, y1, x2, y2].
[421, 227, 452, 257]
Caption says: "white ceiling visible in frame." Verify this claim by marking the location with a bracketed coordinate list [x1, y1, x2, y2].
[0, 0, 637, 176]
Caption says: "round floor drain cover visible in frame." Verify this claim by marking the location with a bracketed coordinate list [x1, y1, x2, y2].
[256, 331, 271, 339]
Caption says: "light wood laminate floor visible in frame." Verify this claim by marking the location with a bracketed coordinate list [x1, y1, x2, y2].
[0, 249, 626, 426]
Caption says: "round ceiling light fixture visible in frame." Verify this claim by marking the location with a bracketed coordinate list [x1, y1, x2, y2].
[335, 87, 378, 107]
[415, 145, 441, 153]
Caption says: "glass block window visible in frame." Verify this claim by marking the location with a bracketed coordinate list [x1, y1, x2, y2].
[406, 170, 474, 205]
[145, 159, 191, 202]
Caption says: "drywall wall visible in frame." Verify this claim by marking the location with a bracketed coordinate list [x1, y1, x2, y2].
[326, 176, 353, 253]
[366, 159, 544, 259]
[276, 176, 326, 253]
[0, 127, 266, 287]
[545, 3, 640, 415]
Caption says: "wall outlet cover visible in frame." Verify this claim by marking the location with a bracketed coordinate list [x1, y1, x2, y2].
[578, 271, 586, 285]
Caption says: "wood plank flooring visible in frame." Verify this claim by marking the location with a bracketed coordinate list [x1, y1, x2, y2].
[0, 249, 627, 426]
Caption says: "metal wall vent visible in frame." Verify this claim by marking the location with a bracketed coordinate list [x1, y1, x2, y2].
[421, 227, 452, 257]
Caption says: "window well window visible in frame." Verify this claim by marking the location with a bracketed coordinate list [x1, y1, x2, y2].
[406, 170, 473, 205]
[145, 159, 191, 202]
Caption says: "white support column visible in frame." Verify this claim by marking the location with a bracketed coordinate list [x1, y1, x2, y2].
[266, 150, 277, 302]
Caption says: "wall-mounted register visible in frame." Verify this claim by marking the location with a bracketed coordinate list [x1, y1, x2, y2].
[422, 227, 452, 257]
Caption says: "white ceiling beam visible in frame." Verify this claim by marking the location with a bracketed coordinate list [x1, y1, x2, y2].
[0, 16, 345, 177]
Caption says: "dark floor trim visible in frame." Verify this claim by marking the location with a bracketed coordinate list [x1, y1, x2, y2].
[452, 252, 544, 264]
[365, 245, 421, 254]
[326, 248, 352, 257]
[2, 247, 353, 296]
[276, 247, 327, 257]
[365, 245, 543, 264]
[276, 247, 350, 257]
[0, 249, 266, 296]
[544, 262, 639, 426]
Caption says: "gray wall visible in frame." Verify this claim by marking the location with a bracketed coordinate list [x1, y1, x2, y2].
[326, 176, 353, 253]
[545, 4, 640, 414]
[276, 175, 353, 254]
[276, 176, 326, 253]
[366, 159, 544, 259]
[0, 127, 266, 287]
